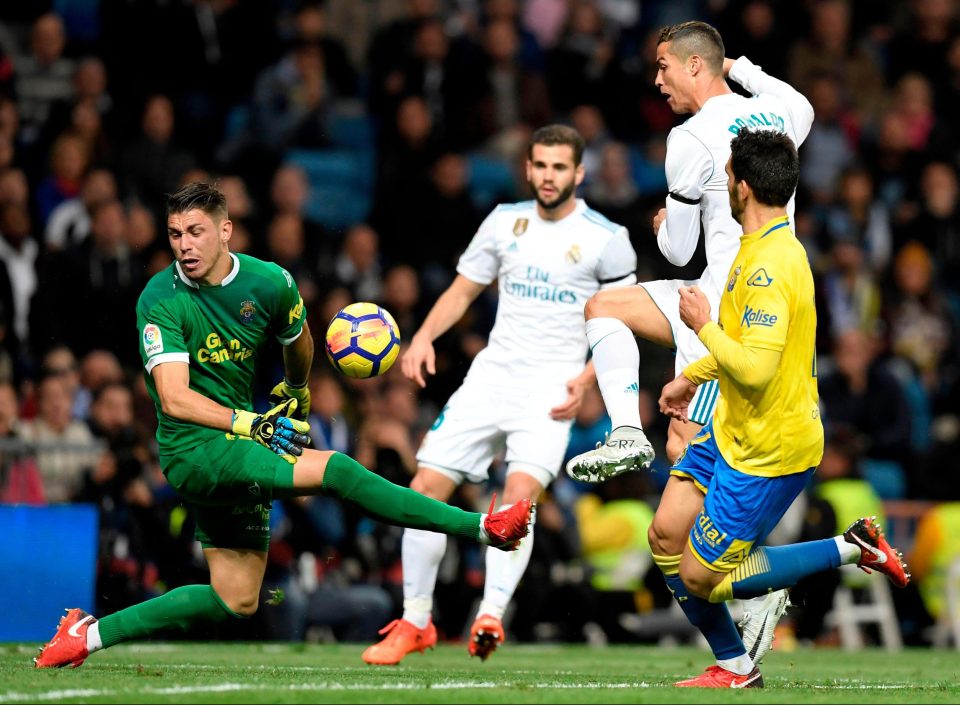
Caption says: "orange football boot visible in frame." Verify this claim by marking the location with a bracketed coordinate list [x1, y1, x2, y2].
[468, 614, 504, 661]
[361, 618, 437, 665]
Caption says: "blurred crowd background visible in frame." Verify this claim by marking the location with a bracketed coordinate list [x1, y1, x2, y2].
[1, 0, 960, 652]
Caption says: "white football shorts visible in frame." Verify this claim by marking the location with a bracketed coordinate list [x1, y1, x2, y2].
[639, 278, 720, 427]
[416, 376, 574, 488]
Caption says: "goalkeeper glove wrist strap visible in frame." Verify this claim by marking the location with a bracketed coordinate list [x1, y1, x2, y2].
[232, 409, 257, 437]
[284, 378, 308, 389]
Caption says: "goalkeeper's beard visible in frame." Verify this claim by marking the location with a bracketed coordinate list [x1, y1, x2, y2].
[533, 181, 575, 211]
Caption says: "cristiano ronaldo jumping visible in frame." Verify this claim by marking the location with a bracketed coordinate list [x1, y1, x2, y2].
[655, 128, 909, 688]
[33, 182, 531, 669]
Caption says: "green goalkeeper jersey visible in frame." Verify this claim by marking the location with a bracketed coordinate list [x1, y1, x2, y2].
[136, 253, 305, 455]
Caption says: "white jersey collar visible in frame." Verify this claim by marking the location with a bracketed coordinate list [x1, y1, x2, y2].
[534, 198, 586, 226]
[175, 252, 240, 289]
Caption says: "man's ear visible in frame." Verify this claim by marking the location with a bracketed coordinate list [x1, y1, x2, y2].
[688, 54, 703, 76]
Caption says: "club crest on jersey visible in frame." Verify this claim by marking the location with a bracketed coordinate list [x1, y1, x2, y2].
[747, 268, 773, 287]
[727, 265, 742, 292]
[565, 244, 581, 264]
[240, 299, 257, 325]
[143, 323, 163, 355]
[513, 218, 528, 237]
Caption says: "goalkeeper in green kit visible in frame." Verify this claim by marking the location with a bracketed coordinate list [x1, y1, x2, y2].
[35, 182, 531, 669]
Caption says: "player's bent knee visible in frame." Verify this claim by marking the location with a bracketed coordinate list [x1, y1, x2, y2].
[221, 592, 260, 617]
[648, 517, 685, 557]
[584, 289, 617, 320]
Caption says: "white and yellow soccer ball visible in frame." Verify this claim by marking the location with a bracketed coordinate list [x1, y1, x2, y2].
[324, 302, 401, 378]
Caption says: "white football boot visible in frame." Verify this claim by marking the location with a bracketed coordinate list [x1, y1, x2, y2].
[739, 589, 791, 664]
[566, 425, 655, 483]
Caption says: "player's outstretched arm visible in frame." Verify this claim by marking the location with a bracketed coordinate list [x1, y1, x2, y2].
[402, 274, 486, 388]
[725, 55, 814, 142]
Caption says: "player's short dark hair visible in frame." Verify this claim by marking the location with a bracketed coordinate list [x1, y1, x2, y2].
[657, 21, 724, 75]
[166, 182, 228, 223]
[729, 128, 799, 207]
[528, 124, 585, 166]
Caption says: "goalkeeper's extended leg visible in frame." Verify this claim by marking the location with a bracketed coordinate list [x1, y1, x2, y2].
[294, 451, 531, 549]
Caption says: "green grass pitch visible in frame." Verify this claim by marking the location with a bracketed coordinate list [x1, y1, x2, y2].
[1, 642, 956, 703]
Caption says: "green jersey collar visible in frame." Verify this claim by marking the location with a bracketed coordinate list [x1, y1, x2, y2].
[175, 253, 240, 288]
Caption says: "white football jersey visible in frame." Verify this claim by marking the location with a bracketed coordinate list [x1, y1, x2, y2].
[657, 56, 815, 308]
[457, 198, 637, 388]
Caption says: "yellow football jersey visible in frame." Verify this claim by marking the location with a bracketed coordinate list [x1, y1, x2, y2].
[691, 215, 823, 476]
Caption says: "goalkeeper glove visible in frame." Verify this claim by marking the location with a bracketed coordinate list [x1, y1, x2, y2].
[232, 398, 311, 464]
[268, 378, 311, 421]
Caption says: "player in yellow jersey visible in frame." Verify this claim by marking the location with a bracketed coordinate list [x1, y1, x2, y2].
[652, 129, 910, 688]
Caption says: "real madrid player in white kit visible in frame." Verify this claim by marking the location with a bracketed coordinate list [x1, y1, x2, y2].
[565, 21, 814, 665]
[362, 125, 638, 665]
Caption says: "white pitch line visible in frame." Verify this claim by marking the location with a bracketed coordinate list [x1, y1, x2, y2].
[3, 678, 937, 702]
[0, 680, 654, 702]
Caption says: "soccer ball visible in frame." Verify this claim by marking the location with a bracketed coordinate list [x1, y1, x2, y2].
[324, 302, 401, 378]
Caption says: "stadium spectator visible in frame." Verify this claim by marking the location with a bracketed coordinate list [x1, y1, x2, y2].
[0, 202, 37, 356]
[547, 0, 618, 112]
[250, 37, 335, 155]
[786, 0, 885, 128]
[818, 327, 913, 497]
[380, 264, 424, 339]
[0, 380, 43, 503]
[797, 75, 857, 205]
[43, 167, 117, 252]
[895, 161, 960, 295]
[40, 345, 82, 419]
[35, 132, 88, 229]
[465, 17, 552, 151]
[39, 199, 144, 365]
[19, 373, 100, 503]
[330, 223, 384, 303]
[119, 95, 196, 223]
[883, 241, 956, 392]
[816, 233, 882, 343]
[816, 165, 892, 274]
[12, 13, 74, 148]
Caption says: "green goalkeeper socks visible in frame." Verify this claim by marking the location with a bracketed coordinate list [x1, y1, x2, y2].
[97, 585, 241, 648]
[321, 452, 481, 541]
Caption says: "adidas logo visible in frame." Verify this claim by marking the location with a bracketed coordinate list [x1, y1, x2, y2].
[507, 242, 519, 252]
[624, 382, 640, 396]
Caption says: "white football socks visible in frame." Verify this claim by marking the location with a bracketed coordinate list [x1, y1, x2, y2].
[587, 317, 644, 429]
[401, 528, 447, 630]
[717, 652, 756, 675]
[834, 535, 862, 564]
[477, 504, 535, 621]
[86, 621, 102, 653]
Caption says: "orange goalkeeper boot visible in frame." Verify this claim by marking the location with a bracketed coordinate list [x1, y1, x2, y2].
[34, 608, 95, 669]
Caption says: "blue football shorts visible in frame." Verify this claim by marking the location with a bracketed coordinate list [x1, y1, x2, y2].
[671, 421, 815, 572]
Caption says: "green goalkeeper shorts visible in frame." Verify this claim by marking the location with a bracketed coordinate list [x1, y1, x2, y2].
[160, 433, 296, 551]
